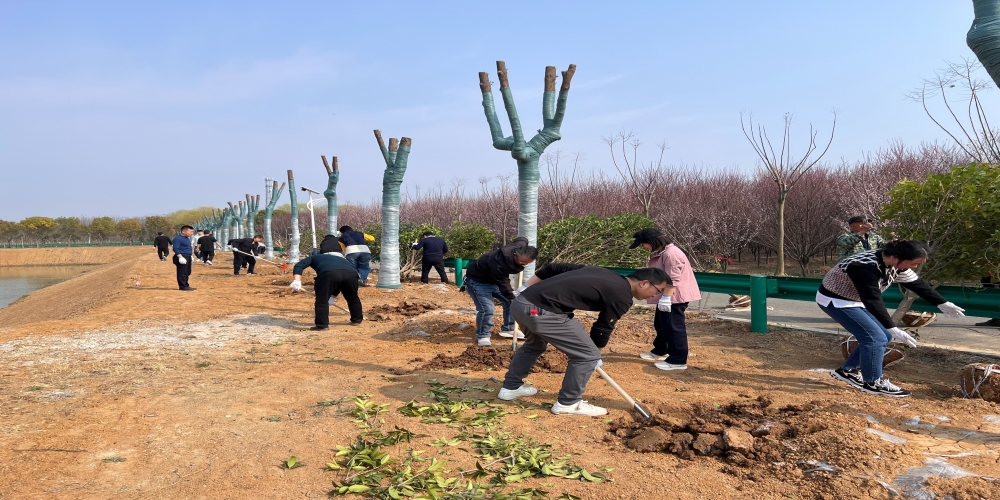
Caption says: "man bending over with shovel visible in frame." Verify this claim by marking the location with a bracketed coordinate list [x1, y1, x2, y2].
[289, 248, 364, 330]
[498, 264, 672, 416]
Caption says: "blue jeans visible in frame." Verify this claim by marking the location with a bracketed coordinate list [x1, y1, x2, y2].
[465, 277, 513, 339]
[346, 252, 371, 283]
[819, 304, 892, 384]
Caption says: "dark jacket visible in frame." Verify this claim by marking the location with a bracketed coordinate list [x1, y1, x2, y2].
[338, 231, 371, 255]
[228, 238, 257, 254]
[464, 237, 529, 300]
[172, 235, 193, 255]
[292, 253, 358, 276]
[154, 235, 171, 249]
[413, 236, 448, 261]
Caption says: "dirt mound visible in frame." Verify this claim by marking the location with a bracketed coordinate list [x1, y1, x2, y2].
[420, 345, 569, 373]
[369, 300, 439, 321]
[608, 396, 888, 480]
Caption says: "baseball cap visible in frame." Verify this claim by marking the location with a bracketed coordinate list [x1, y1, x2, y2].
[629, 228, 663, 249]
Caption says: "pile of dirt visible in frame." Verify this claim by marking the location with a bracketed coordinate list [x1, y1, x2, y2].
[369, 300, 440, 321]
[420, 345, 569, 373]
[608, 396, 889, 479]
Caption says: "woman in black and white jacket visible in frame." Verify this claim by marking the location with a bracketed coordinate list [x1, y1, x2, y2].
[817, 240, 965, 397]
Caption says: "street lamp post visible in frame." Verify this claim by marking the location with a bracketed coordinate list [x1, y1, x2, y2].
[301, 186, 322, 255]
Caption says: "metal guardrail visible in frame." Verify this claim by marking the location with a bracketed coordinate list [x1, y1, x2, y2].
[603, 267, 1000, 334]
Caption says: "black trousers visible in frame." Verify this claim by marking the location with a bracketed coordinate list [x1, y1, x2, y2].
[651, 302, 689, 364]
[157, 246, 169, 259]
[201, 250, 215, 263]
[173, 254, 192, 289]
[233, 252, 256, 274]
[420, 257, 449, 283]
[314, 269, 364, 325]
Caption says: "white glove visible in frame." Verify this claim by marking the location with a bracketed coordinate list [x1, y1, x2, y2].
[515, 284, 528, 295]
[328, 296, 337, 305]
[596, 359, 603, 368]
[938, 302, 965, 318]
[657, 294, 672, 312]
[888, 327, 917, 348]
[289, 280, 302, 292]
[178, 255, 187, 264]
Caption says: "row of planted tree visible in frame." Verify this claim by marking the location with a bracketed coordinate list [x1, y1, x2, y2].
[4, 60, 999, 288]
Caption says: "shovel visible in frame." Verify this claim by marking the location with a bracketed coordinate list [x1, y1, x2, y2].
[595, 366, 652, 420]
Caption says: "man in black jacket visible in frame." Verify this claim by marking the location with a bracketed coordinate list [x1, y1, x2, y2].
[228, 235, 263, 276]
[464, 237, 537, 346]
[412, 231, 449, 284]
[197, 231, 221, 265]
[497, 264, 671, 416]
[154, 232, 171, 261]
[289, 251, 364, 329]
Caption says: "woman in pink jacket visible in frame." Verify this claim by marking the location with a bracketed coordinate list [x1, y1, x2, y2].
[630, 228, 702, 371]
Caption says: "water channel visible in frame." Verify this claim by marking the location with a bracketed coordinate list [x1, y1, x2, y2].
[0, 266, 94, 309]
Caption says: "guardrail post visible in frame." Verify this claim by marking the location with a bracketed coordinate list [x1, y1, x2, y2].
[454, 258, 465, 287]
[750, 275, 768, 334]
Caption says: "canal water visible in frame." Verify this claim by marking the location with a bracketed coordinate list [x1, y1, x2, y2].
[0, 266, 94, 309]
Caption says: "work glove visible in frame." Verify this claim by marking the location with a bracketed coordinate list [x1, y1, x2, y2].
[178, 255, 187, 265]
[596, 359, 603, 368]
[938, 302, 965, 318]
[328, 296, 337, 306]
[513, 284, 528, 296]
[888, 327, 918, 348]
[289, 280, 302, 292]
[657, 294, 672, 312]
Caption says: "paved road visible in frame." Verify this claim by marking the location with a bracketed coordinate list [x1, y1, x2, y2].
[689, 292, 1000, 357]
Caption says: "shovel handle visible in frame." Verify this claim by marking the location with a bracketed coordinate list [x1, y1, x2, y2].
[595, 367, 636, 406]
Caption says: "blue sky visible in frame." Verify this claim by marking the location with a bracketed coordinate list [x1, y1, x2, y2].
[0, 1, 988, 221]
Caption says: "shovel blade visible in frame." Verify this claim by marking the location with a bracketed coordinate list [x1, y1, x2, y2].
[633, 402, 652, 420]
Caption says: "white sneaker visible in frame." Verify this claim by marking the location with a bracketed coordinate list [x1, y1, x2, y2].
[550, 400, 607, 416]
[498, 330, 525, 339]
[206, 261, 212, 266]
[497, 384, 538, 401]
[477, 337, 492, 347]
[639, 352, 667, 361]
[654, 361, 687, 371]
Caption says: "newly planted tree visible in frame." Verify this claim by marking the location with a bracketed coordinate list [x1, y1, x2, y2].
[246, 194, 261, 236]
[741, 112, 836, 275]
[221, 206, 234, 247]
[968, 0, 1000, 89]
[374, 130, 411, 289]
[288, 170, 301, 264]
[479, 61, 577, 279]
[263, 180, 286, 259]
[321, 155, 340, 235]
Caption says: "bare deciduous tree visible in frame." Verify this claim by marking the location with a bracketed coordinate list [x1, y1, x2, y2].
[604, 130, 666, 217]
[741, 111, 836, 275]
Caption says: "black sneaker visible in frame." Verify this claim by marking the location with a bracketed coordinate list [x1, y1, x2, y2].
[860, 378, 910, 398]
[831, 368, 864, 388]
[180, 287, 197, 291]
[975, 318, 1000, 327]
[310, 325, 329, 331]
[350, 321, 363, 326]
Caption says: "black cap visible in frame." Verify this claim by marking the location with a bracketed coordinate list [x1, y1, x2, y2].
[629, 228, 662, 249]
[847, 216, 867, 224]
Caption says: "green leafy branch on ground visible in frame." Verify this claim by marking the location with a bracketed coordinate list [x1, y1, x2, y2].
[326, 383, 611, 499]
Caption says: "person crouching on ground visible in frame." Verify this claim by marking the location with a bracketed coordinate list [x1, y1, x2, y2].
[464, 237, 537, 346]
[498, 264, 672, 416]
[818, 240, 965, 397]
[630, 228, 701, 371]
[172, 225, 196, 291]
[228, 235, 263, 276]
[289, 248, 364, 330]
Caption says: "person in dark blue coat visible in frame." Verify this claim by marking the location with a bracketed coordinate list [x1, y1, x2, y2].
[412, 231, 450, 284]
[337, 225, 374, 286]
[289, 250, 364, 330]
[172, 225, 196, 291]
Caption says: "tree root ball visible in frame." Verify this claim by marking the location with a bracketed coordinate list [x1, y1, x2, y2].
[840, 335, 905, 368]
[728, 295, 750, 308]
[901, 310, 937, 327]
[959, 363, 1000, 403]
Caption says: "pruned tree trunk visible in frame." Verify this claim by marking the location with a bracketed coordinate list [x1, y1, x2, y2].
[246, 194, 260, 236]
[263, 180, 286, 260]
[288, 170, 301, 264]
[479, 61, 576, 280]
[968, 0, 1000, 89]
[223, 203, 235, 249]
[322, 155, 340, 235]
[374, 131, 411, 289]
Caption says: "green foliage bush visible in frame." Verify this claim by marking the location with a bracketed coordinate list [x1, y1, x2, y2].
[537, 213, 654, 268]
[881, 163, 1000, 283]
[443, 222, 494, 259]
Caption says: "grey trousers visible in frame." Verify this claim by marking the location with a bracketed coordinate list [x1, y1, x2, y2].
[502, 295, 602, 404]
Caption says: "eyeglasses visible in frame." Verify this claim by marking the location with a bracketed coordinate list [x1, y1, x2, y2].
[648, 281, 665, 295]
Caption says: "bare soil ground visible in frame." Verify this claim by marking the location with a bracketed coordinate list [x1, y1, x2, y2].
[0, 250, 998, 499]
